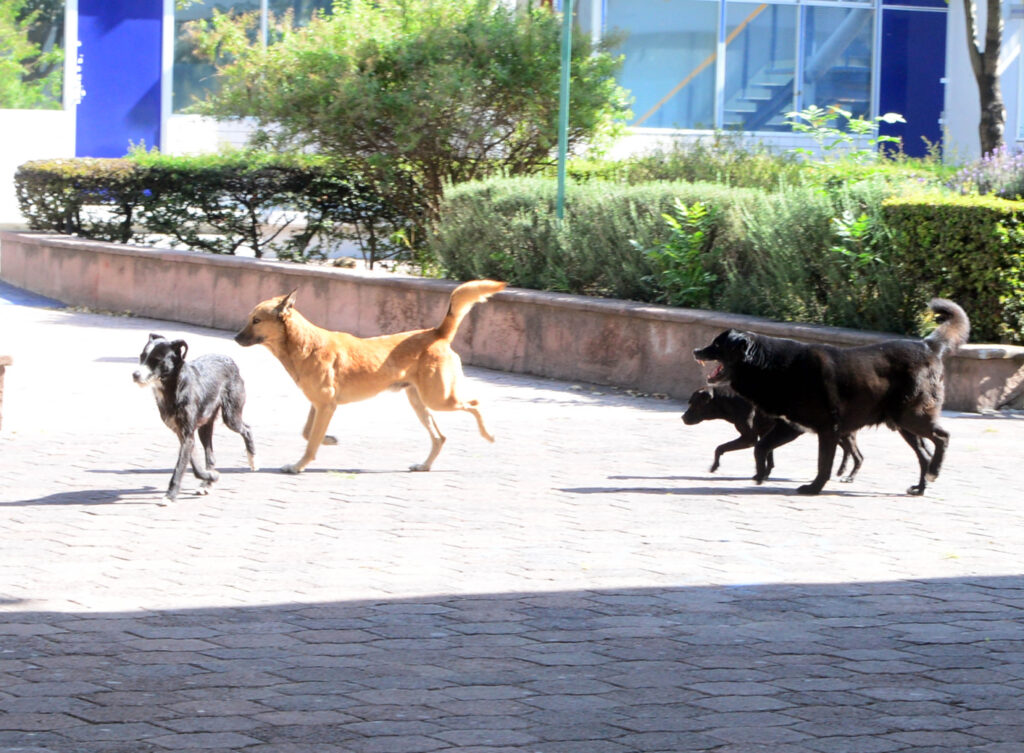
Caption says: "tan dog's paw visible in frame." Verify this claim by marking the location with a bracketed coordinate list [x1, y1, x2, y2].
[409, 463, 431, 472]
[281, 463, 304, 474]
[321, 435, 339, 446]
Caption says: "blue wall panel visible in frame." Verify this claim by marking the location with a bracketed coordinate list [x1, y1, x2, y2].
[879, 10, 946, 158]
[76, 0, 163, 158]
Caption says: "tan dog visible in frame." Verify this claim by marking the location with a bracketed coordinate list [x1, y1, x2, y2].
[234, 279, 506, 473]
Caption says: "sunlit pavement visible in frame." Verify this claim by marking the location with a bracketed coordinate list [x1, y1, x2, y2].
[2, 280, 1023, 752]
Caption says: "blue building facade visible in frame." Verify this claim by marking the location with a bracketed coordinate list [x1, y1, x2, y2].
[67, 0, 949, 158]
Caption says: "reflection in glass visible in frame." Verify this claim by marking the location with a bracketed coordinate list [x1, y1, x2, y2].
[723, 3, 796, 132]
[800, 7, 872, 121]
[173, 1, 332, 114]
[607, 0, 718, 129]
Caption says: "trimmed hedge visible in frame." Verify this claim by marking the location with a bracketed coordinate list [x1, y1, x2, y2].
[883, 192, 1024, 343]
[432, 177, 1024, 343]
[15, 152, 412, 265]
[430, 176, 758, 301]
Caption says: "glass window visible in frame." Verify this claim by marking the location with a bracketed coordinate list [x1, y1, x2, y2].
[799, 6, 873, 120]
[0, 0, 65, 110]
[723, 2, 797, 132]
[173, 1, 332, 114]
[607, 0, 719, 129]
[268, 0, 333, 26]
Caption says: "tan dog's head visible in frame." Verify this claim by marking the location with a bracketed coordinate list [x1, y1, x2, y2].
[234, 290, 296, 348]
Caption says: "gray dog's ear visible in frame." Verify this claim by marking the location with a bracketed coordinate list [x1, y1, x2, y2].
[170, 339, 188, 362]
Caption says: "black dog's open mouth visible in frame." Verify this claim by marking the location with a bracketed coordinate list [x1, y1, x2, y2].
[697, 360, 727, 384]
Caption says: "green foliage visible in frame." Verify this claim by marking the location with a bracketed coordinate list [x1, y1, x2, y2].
[186, 0, 631, 227]
[785, 104, 905, 163]
[0, 0, 63, 109]
[634, 199, 717, 308]
[14, 158, 149, 242]
[718, 178, 912, 333]
[430, 176, 755, 302]
[551, 133, 805, 191]
[432, 176, 952, 336]
[883, 192, 1024, 342]
[14, 151, 408, 266]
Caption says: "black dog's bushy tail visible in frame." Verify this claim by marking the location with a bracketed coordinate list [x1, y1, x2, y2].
[925, 298, 970, 356]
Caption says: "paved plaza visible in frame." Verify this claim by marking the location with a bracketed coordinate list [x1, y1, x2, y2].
[1, 279, 1023, 752]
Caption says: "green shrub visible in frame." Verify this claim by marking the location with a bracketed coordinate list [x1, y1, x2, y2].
[187, 0, 630, 225]
[635, 198, 717, 308]
[883, 192, 1024, 343]
[15, 158, 148, 242]
[15, 151, 407, 265]
[432, 175, 952, 336]
[716, 179, 912, 333]
[430, 176, 758, 302]
[552, 134, 805, 191]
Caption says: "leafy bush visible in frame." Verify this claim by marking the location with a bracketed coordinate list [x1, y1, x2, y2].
[14, 158, 149, 242]
[187, 0, 631, 228]
[634, 199, 717, 308]
[15, 151, 408, 265]
[0, 0, 63, 109]
[717, 179, 912, 333]
[784, 104, 904, 163]
[432, 176, 967, 337]
[550, 134, 805, 191]
[430, 177, 757, 302]
[883, 191, 1024, 342]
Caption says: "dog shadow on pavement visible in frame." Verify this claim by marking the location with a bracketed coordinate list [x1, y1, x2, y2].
[2, 487, 158, 506]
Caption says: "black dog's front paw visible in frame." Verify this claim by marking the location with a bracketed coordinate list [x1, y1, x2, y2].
[907, 484, 926, 496]
[709, 461, 719, 473]
[797, 483, 823, 495]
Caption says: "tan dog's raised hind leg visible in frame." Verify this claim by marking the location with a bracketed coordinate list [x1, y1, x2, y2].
[463, 399, 494, 443]
[302, 404, 338, 446]
[284, 402, 337, 474]
[406, 388, 446, 472]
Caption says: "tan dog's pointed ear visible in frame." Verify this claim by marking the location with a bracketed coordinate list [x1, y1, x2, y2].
[276, 289, 297, 316]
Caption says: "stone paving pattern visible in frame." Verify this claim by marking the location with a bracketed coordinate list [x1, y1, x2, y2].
[1, 280, 1023, 752]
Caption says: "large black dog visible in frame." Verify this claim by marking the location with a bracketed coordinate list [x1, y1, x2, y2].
[134, 334, 257, 502]
[692, 299, 969, 495]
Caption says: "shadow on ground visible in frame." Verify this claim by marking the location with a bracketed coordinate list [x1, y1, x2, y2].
[2, 577, 1022, 752]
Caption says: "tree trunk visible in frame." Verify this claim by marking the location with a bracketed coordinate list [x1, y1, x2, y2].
[963, 0, 1006, 156]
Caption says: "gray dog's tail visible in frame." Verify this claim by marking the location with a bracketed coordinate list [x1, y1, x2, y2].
[925, 298, 970, 356]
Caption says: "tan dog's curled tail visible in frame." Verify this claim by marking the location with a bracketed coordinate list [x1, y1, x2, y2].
[435, 279, 507, 342]
[925, 298, 970, 357]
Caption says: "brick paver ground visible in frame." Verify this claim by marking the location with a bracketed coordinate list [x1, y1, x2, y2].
[1, 279, 1023, 752]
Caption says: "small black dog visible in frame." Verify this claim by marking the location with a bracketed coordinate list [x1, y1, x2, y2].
[134, 334, 256, 502]
[682, 386, 863, 481]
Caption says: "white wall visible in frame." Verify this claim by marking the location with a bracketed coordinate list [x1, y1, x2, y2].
[0, 109, 76, 228]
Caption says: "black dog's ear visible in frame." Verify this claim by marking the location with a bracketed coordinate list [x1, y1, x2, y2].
[276, 290, 297, 316]
[148, 333, 163, 342]
[729, 330, 759, 362]
[170, 339, 189, 362]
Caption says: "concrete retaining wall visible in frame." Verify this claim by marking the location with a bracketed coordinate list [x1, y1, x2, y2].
[4, 230, 1024, 413]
